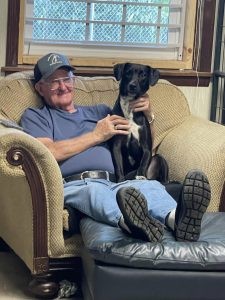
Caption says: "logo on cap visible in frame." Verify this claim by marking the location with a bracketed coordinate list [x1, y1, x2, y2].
[48, 54, 63, 66]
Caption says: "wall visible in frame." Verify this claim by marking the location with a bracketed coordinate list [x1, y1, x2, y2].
[180, 83, 212, 120]
[0, 0, 212, 120]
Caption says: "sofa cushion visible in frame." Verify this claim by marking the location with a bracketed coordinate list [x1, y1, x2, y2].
[80, 212, 225, 271]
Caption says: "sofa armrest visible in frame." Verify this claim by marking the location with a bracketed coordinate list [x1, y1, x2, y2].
[0, 127, 65, 272]
[157, 116, 225, 212]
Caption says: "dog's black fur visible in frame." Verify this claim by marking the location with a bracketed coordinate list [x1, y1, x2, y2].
[111, 62, 162, 182]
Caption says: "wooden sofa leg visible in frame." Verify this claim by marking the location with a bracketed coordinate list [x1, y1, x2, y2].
[28, 273, 59, 299]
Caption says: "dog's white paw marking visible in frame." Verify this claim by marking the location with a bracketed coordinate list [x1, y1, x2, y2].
[135, 176, 147, 180]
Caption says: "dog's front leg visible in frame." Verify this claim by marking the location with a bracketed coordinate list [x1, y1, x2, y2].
[135, 120, 153, 180]
[136, 148, 152, 180]
[112, 139, 125, 182]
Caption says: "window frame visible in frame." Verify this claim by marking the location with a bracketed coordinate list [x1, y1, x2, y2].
[23, 0, 187, 63]
[21, 0, 195, 69]
[4, 0, 216, 87]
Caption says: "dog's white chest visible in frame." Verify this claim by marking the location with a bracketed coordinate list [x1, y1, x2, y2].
[129, 120, 140, 140]
[120, 98, 140, 141]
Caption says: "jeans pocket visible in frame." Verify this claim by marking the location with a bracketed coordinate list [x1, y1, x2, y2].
[110, 180, 130, 191]
[85, 178, 112, 186]
[64, 179, 86, 187]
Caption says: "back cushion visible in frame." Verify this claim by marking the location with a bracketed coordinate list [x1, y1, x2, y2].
[0, 72, 43, 122]
[0, 71, 119, 123]
[0, 72, 190, 149]
[149, 81, 191, 148]
[74, 76, 119, 108]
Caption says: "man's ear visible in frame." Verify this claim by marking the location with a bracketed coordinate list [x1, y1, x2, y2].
[113, 63, 125, 81]
[149, 68, 160, 86]
[35, 82, 44, 96]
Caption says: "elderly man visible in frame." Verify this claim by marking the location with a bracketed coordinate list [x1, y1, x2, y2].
[21, 53, 211, 242]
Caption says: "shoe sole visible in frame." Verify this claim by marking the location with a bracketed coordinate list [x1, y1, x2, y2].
[175, 170, 211, 242]
[116, 187, 164, 242]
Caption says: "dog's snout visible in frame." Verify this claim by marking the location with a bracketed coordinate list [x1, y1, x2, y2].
[128, 82, 138, 91]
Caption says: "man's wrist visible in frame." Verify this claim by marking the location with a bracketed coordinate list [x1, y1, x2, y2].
[148, 112, 155, 124]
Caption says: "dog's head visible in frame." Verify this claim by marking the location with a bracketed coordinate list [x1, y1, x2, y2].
[113, 63, 160, 99]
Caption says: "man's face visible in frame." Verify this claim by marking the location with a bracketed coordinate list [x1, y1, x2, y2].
[36, 68, 75, 111]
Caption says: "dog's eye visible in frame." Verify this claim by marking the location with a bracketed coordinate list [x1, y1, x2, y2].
[140, 71, 147, 78]
[125, 70, 132, 78]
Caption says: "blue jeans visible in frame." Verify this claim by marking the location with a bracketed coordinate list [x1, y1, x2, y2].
[64, 178, 177, 227]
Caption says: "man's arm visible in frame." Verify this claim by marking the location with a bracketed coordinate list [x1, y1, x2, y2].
[37, 114, 130, 162]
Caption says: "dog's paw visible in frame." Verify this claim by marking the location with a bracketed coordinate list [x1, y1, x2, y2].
[135, 176, 147, 180]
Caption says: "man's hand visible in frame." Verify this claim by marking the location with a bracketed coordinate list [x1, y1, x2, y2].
[129, 93, 150, 112]
[129, 93, 153, 121]
[93, 114, 130, 142]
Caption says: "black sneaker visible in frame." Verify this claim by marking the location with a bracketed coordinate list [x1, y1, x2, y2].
[116, 187, 164, 242]
[175, 170, 211, 242]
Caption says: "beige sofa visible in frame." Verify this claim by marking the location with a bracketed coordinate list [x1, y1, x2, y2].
[0, 71, 225, 297]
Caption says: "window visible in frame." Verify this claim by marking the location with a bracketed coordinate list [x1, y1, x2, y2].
[19, 0, 196, 69]
[26, 0, 185, 58]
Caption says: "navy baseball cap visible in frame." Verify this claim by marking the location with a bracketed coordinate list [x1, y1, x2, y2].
[34, 53, 75, 83]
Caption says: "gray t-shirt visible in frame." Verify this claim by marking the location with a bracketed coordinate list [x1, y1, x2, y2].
[20, 104, 115, 177]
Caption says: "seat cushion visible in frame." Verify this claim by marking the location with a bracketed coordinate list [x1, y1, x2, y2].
[80, 212, 225, 271]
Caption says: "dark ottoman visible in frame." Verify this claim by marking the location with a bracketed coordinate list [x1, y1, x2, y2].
[80, 212, 225, 300]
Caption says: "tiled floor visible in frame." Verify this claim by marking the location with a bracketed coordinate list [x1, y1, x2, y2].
[0, 252, 82, 299]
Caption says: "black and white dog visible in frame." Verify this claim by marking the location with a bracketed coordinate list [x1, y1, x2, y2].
[111, 62, 161, 182]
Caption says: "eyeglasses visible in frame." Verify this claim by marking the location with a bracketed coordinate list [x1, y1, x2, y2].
[44, 76, 75, 91]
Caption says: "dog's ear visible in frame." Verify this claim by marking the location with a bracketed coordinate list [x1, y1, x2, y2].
[113, 63, 125, 81]
[149, 68, 160, 86]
